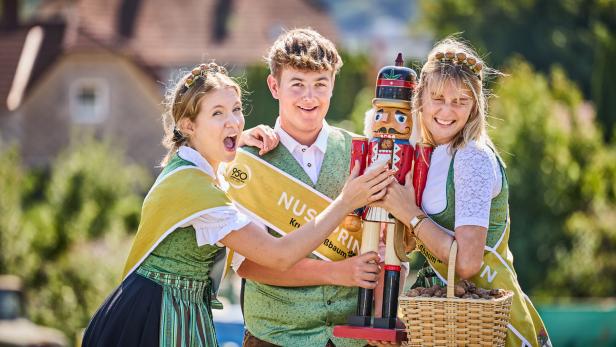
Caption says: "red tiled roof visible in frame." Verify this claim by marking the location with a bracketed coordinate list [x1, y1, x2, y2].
[0, 29, 28, 111]
[70, 0, 338, 66]
[1, 22, 65, 112]
[1, 0, 337, 111]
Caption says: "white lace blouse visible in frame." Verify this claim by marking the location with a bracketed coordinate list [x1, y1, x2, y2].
[176, 146, 251, 246]
[422, 141, 502, 229]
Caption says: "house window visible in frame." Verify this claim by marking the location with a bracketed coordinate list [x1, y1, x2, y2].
[69, 78, 109, 123]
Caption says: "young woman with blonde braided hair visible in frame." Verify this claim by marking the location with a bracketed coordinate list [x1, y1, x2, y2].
[373, 38, 552, 347]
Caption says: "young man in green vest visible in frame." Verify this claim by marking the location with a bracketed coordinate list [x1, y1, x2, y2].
[230, 28, 380, 347]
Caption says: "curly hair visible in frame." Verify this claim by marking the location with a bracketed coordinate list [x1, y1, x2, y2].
[266, 28, 343, 79]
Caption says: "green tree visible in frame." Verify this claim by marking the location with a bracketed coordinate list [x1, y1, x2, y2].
[0, 138, 151, 338]
[0, 144, 27, 274]
[490, 59, 616, 297]
[419, 0, 616, 138]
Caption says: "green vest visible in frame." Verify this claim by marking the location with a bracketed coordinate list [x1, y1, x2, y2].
[415, 150, 552, 347]
[242, 127, 366, 347]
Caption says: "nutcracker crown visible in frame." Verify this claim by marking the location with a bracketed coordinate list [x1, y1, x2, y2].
[373, 53, 417, 110]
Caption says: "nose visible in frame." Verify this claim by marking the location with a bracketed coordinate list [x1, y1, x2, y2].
[433, 102, 450, 115]
[226, 112, 243, 128]
[382, 111, 390, 122]
[303, 86, 315, 101]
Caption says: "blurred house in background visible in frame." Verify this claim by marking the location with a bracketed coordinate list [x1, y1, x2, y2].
[0, 0, 338, 172]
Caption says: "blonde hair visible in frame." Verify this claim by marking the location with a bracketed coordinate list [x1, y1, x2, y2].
[266, 28, 343, 79]
[413, 37, 499, 151]
[160, 63, 241, 166]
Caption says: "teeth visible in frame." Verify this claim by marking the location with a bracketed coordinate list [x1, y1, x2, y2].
[435, 118, 454, 126]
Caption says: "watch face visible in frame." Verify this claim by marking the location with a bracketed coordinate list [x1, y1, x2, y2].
[411, 215, 425, 228]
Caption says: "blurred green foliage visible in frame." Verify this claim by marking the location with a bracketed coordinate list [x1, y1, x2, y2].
[0, 138, 151, 339]
[419, 0, 616, 139]
[490, 59, 616, 297]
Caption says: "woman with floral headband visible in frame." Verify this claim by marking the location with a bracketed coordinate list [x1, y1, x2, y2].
[82, 63, 393, 346]
[373, 38, 552, 346]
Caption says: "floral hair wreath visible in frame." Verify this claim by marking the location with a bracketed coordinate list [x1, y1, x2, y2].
[433, 51, 483, 79]
[173, 63, 228, 143]
[181, 62, 228, 92]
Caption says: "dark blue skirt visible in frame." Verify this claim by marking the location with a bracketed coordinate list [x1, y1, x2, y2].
[82, 272, 162, 347]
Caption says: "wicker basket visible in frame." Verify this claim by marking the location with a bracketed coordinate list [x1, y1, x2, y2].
[399, 241, 514, 346]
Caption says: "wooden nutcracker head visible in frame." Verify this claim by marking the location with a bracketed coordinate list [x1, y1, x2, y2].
[371, 54, 417, 142]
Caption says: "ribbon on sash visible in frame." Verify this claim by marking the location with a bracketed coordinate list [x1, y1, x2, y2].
[224, 149, 362, 262]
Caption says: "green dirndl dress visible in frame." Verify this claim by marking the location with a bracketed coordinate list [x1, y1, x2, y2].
[84, 152, 245, 347]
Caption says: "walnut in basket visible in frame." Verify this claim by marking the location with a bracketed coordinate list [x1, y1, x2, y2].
[405, 280, 507, 300]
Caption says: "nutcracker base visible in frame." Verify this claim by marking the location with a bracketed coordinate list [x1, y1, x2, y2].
[333, 325, 407, 342]
[347, 315, 371, 327]
[373, 317, 397, 329]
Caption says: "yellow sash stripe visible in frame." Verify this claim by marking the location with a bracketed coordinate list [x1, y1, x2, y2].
[224, 149, 361, 262]
[123, 167, 232, 279]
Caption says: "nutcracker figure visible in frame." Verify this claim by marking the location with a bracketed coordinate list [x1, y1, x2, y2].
[335, 54, 433, 341]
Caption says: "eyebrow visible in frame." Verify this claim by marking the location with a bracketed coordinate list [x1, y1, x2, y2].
[431, 93, 471, 100]
[210, 102, 241, 110]
[289, 76, 330, 82]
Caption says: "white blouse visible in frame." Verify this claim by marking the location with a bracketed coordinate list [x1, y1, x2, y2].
[422, 141, 502, 229]
[176, 146, 251, 246]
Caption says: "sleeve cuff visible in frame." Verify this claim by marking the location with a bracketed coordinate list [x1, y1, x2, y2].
[231, 252, 247, 272]
[454, 217, 489, 229]
[193, 209, 252, 247]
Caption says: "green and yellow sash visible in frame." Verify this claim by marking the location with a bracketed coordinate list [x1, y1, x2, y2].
[224, 149, 361, 262]
[123, 166, 232, 279]
[416, 149, 551, 347]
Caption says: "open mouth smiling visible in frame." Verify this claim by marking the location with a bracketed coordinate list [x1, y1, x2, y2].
[434, 118, 455, 126]
[298, 105, 317, 112]
[223, 135, 237, 151]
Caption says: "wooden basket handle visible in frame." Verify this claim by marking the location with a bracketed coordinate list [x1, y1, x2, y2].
[446, 240, 458, 298]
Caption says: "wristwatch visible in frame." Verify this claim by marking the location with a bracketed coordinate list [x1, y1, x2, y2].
[409, 214, 428, 236]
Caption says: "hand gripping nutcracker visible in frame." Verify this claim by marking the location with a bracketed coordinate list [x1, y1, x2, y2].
[335, 54, 433, 341]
